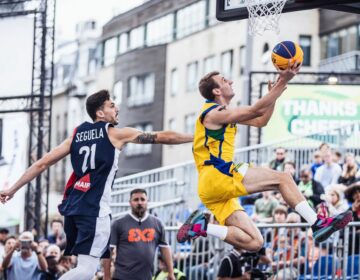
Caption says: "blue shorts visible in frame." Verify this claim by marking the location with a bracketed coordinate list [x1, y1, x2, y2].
[64, 215, 111, 258]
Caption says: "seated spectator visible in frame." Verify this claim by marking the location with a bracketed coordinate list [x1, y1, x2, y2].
[284, 161, 299, 184]
[2, 231, 47, 280]
[47, 218, 66, 251]
[323, 184, 348, 216]
[153, 254, 186, 280]
[314, 150, 342, 190]
[252, 191, 279, 223]
[298, 166, 324, 209]
[310, 151, 323, 177]
[217, 248, 271, 280]
[269, 147, 288, 171]
[338, 153, 360, 186]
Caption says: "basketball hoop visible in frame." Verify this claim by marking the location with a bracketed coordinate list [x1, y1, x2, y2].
[246, 0, 287, 36]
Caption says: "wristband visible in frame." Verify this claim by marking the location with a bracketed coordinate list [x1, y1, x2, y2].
[36, 251, 42, 255]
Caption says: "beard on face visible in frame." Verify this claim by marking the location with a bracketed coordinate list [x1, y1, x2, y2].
[133, 204, 146, 217]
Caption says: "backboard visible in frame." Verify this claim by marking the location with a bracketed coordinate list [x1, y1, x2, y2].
[216, 0, 360, 22]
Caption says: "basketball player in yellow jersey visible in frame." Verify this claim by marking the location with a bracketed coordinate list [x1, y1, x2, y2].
[177, 64, 352, 250]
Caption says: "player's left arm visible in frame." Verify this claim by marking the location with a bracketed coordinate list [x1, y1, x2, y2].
[0, 137, 72, 204]
[109, 127, 193, 148]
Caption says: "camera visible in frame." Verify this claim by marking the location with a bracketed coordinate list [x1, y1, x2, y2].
[20, 240, 32, 249]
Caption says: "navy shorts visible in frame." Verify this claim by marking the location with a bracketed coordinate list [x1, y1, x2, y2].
[64, 215, 111, 258]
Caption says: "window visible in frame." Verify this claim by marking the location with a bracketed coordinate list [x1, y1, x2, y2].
[299, 35, 311, 66]
[328, 32, 340, 58]
[185, 113, 196, 134]
[170, 68, 178, 96]
[221, 50, 233, 79]
[169, 118, 176, 131]
[119, 33, 128, 54]
[239, 46, 246, 75]
[127, 73, 155, 107]
[129, 25, 145, 50]
[176, 0, 206, 39]
[342, 26, 357, 54]
[320, 36, 328, 59]
[113, 81, 123, 105]
[146, 14, 174, 46]
[186, 61, 198, 92]
[203, 55, 215, 75]
[125, 123, 153, 156]
[207, 0, 218, 26]
[103, 37, 118, 66]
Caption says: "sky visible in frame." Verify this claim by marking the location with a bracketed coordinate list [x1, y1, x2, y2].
[56, 0, 147, 41]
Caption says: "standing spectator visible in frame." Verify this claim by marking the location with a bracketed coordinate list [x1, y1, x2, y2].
[252, 191, 279, 223]
[108, 189, 175, 280]
[338, 153, 360, 186]
[265, 205, 288, 243]
[298, 166, 324, 208]
[38, 238, 49, 256]
[332, 150, 343, 167]
[47, 218, 66, 251]
[2, 231, 47, 280]
[284, 161, 299, 184]
[310, 151, 323, 177]
[314, 150, 342, 190]
[45, 245, 61, 262]
[344, 182, 360, 255]
[0, 228, 9, 261]
[1, 235, 16, 280]
[269, 147, 288, 171]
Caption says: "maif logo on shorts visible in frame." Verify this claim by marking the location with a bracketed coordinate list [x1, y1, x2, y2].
[74, 173, 91, 192]
[128, 228, 155, 242]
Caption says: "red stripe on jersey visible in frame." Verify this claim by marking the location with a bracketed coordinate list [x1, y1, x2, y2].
[63, 172, 77, 199]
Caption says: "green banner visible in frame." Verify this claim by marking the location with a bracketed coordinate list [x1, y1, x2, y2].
[263, 84, 360, 146]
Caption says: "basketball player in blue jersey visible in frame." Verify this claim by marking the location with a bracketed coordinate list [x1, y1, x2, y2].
[0, 89, 193, 280]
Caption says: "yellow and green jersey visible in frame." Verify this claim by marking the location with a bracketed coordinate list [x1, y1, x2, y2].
[193, 101, 237, 176]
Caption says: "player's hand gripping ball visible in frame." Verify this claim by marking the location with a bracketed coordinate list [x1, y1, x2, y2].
[272, 41, 303, 70]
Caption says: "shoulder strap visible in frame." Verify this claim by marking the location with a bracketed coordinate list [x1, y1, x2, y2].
[200, 104, 219, 123]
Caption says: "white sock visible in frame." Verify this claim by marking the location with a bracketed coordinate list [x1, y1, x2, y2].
[207, 224, 228, 240]
[59, 254, 99, 280]
[295, 200, 318, 225]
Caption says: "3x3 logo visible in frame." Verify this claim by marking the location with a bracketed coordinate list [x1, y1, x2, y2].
[128, 228, 156, 242]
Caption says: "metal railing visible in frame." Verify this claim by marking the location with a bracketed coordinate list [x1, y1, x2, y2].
[111, 122, 360, 215]
[319, 51, 360, 73]
[159, 222, 360, 280]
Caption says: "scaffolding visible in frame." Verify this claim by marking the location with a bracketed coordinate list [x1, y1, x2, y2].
[0, 0, 55, 237]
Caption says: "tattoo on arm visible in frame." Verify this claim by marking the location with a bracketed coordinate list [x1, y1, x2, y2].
[135, 132, 157, 144]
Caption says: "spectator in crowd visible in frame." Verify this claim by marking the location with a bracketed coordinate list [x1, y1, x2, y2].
[108, 188, 175, 280]
[323, 184, 348, 216]
[332, 150, 343, 167]
[41, 255, 63, 280]
[153, 254, 186, 280]
[2, 231, 47, 280]
[310, 151, 323, 177]
[252, 191, 279, 223]
[344, 182, 360, 255]
[338, 153, 360, 186]
[284, 161, 299, 184]
[45, 244, 61, 262]
[298, 166, 324, 208]
[265, 205, 288, 244]
[58, 256, 73, 275]
[271, 213, 306, 273]
[319, 142, 330, 158]
[38, 238, 49, 256]
[217, 247, 270, 280]
[314, 150, 342, 190]
[0, 228, 9, 258]
[269, 147, 288, 171]
[273, 268, 298, 280]
[47, 218, 66, 251]
[1, 235, 16, 280]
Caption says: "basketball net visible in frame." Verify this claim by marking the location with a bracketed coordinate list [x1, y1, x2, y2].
[246, 0, 287, 36]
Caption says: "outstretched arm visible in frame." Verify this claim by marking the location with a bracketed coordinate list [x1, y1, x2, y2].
[205, 63, 300, 128]
[108, 127, 193, 149]
[0, 137, 72, 203]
